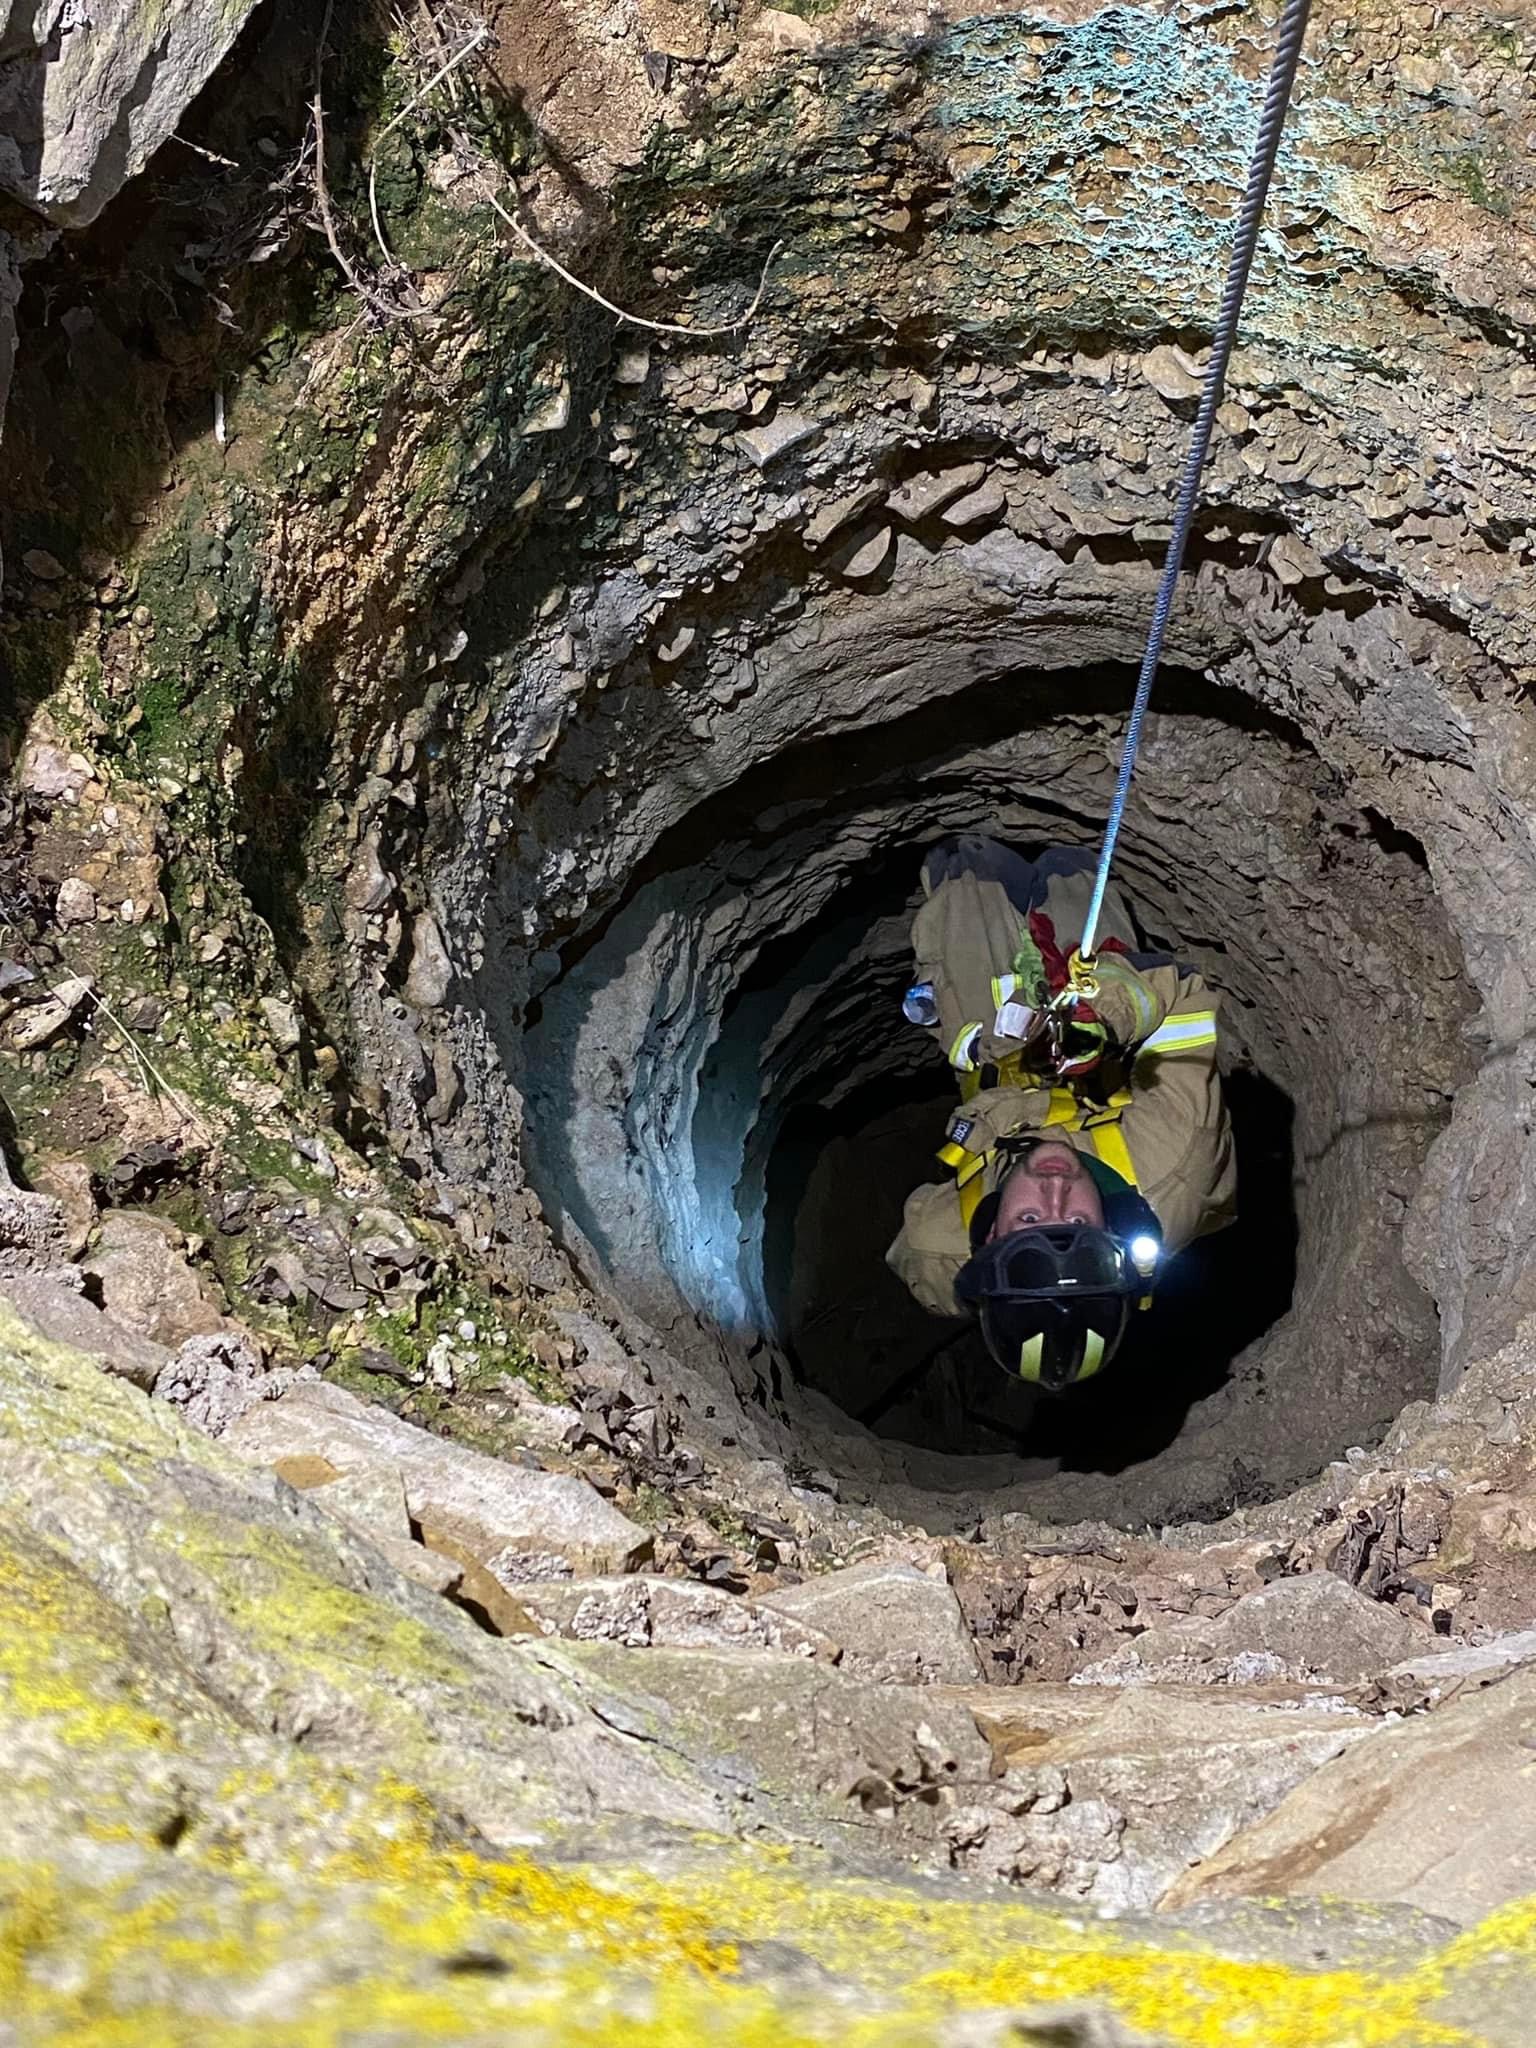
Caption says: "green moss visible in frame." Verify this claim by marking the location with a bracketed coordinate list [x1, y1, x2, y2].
[1441, 147, 1513, 218]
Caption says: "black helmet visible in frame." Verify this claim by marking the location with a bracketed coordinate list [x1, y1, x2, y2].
[954, 1224, 1160, 1390]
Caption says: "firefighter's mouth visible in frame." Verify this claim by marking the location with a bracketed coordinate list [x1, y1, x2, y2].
[1027, 1146, 1081, 1177]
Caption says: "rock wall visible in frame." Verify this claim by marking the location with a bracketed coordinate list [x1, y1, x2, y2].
[6, 2, 1536, 2029]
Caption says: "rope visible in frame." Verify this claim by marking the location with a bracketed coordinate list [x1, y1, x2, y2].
[1078, 0, 1313, 962]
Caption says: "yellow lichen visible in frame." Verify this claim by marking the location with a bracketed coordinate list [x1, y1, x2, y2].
[2, 1303, 1533, 2045]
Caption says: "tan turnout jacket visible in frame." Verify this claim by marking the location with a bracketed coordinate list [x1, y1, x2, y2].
[887, 864, 1237, 1318]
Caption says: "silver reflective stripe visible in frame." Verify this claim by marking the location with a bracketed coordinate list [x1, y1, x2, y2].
[949, 1022, 982, 1070]
[1140, 1010, 1218, 1054]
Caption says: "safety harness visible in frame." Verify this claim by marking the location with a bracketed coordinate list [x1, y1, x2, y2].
[936, 1007, 1218, 1231]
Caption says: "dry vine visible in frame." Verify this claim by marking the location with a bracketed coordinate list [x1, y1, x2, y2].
[359, 5, 780, 339]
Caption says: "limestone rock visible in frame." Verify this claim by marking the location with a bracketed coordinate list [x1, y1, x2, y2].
[344, 832, 392, 914]
[564, 1638, 993, 1837]
[80, 1211, 228, 1352]
[753, 7, 819, 51]
[27, 1157, 94, 1259]
[523, 380, 571, 434]
[804, 483, 887, 549]
[964, 1684, 1373, 1909]
[54, 876, 97, 924]
[1141, 345, 1203, 402]
[1268, 532, 1327, 585]
[0, 1309, 1532, 2040]
[2, 1266, 169, 1389]
[18, 738, 94, 802]
[151, 1332, 309, 1438]
[0, 0, 263, 225]
[736, 410, 821, 468]
[259, 996, 302, 1052]
[9, 974, 93, 1049]
[1074, 1574, 1419, 1688]
[758, 1560, 984, 1684]
[403, 912, 452, 1008]
[828, 525, 895, 582]
[1386, 1628, 1536, 1692]
[516, 1574, 842, 1660]
[223, 1379, 653, 1577]
[941, 479, 1007, 528]
[1166, 1667, 1536, 1927]
[888, 462, 987, 523]
[946, 1787, 1125, 1897]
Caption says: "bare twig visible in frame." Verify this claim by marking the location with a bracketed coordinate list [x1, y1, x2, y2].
[367, 23, 490, 267]
[313, 87, 435, 323]
[351, 0, 782, 343]
[169, 134, 240, 170]
[0, 914, 216, 1148]
[312, 0, 434, 325]
[478, 177, 782, 339]
[80, 986, 218, 1149]
[383, 0, 780, 336]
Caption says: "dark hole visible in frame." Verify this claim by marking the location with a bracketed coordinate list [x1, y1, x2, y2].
[154, 1809, 194, 1850]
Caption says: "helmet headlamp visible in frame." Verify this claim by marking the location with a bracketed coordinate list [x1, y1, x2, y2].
[1127, 1231, 1161, 1278]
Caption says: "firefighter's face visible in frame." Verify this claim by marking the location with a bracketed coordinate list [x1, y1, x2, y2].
[992, 1142, 1105, 1237]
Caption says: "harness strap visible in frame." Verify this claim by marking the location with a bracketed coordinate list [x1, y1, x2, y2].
[945, 1086, 1140, 1230]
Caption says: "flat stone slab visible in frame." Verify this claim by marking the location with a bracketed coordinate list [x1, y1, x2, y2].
[557, 1640, 994, 1852]
[224, 1380, 651, 1578]
[514, 1574, 841, 1662]
[1165, 1665, 1536, 1926]
[930, 1682, 1375, 1908]
[758, 1560, 984, 1685]
[1074, 1572, 1420, 1689]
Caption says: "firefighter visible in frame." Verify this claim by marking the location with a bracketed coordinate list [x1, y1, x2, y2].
[887, 835, 1237, 1390]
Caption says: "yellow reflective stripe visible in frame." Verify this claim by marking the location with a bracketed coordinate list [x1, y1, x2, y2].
[1089, 1117, 1137, 1188]
[958, 1172, 988, 1228]
[1044, 1087, 1079, 1127]
[937, 1140, 968, 1169]
[990, 973, 1018, 1011]
[949, 1022, 982, 1070]
[1140, 1011, 1218, 1054]
[955, 1153, 986, 1187]
[993, 1051, 1053, 1090]
[1098, 958, 1157, 1038]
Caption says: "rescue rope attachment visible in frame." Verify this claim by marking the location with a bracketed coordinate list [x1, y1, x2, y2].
[1077, 0, 1314, 964]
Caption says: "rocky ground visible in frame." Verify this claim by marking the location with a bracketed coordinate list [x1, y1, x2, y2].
[7, 0, 1536, 2040]
[6, 1061, 1536, 2041]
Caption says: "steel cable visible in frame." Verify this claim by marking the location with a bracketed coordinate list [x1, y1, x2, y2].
[1078, 0, 1314, 960]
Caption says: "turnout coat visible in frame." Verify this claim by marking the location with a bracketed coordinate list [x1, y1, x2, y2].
[886, 855, 1238, 1318]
